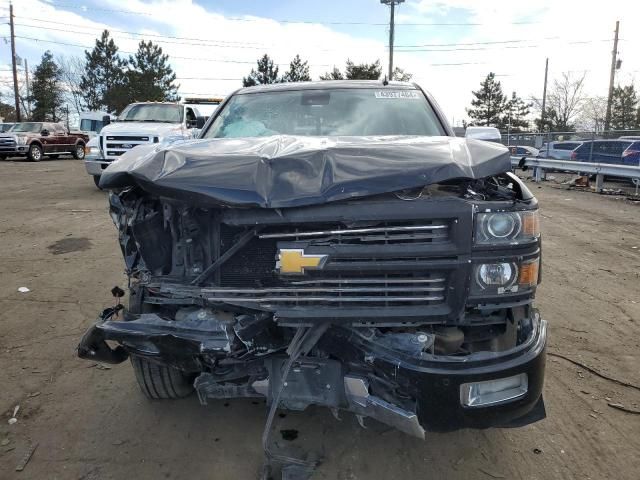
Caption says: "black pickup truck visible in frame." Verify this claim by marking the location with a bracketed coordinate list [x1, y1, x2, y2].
[0, 122, 88, 161]
[78, 81, 546, 455]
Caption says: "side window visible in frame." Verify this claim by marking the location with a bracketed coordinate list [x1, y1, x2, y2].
[185, 107, 196, 128]
[615, 142, 632, 155]
[575, 143, 591, 153]
[53, 124, 66, 135]
[593, 142, 609, 154]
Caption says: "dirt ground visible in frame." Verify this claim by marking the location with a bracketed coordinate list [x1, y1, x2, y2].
[0, 158, 639, 480]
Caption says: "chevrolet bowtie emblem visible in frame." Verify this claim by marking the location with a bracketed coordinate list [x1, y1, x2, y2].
[277, 249, 328, 275]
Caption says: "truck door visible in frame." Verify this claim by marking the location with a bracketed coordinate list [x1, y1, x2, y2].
[53, 124, 70, 153]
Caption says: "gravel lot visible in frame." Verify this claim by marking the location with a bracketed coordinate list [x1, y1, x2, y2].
[0, 158, 639, 480]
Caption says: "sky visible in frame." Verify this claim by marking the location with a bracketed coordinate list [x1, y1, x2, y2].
[0, 0, 638, 126]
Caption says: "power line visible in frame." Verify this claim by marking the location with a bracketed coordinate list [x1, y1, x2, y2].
[12, 35, 333, 66]
[11, 18, 562, 49]
[14, 17, 263, 47]
[31, 0, 540, 26]
[8, 21, 617, 54]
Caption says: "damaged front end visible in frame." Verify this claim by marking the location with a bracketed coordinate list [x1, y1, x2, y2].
[79, 161, 546, 438]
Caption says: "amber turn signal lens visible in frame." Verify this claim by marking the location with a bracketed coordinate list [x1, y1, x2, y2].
[521, 211, 540, 238]
[519, 259, 539, 287]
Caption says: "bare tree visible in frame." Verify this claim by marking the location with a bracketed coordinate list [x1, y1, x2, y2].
[57, 55, 87, 115]
[0, 73, 29, 119]
[533, 72, 586, 131]
[576, 96, 607, 132]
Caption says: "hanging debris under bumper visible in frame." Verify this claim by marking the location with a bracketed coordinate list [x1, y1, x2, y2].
[77, 306, 546, 434]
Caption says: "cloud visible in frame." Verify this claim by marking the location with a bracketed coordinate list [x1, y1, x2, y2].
[1, 0, 637, 125]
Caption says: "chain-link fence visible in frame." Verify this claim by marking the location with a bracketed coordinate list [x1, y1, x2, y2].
[501, 130, 640, 165]
[501, 130, 640, 148]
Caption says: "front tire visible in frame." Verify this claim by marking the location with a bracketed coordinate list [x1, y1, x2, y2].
[73, 143, 85, 159]
[27, 144, 43, 162]
[93, 175, 102, 189]
[130, 356, 194, 399]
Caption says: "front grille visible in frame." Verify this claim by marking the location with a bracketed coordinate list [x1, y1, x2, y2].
[259, 221, 450, 245]
[102, 134, 153, 160]
[213, 219, 459, 315]
[0, 138, 16, 151]
[199, 273, 446, 307]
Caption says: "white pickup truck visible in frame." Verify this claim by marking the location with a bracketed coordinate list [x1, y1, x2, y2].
[85, 100, 221, 188]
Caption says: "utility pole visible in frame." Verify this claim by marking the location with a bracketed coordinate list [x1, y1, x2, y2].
[24, 59, 30, 118]
[381, 0, 404, 81]
[9, 3, 22, 122]
[540, 58, 549, 130]
[604, 20, 620, 133]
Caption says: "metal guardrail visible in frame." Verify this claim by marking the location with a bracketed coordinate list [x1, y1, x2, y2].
[510, 156, 640, 193]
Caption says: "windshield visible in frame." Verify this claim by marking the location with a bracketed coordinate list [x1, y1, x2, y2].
[118, 104, 183, 123]
[12, 122, 43, 133]
[204, 88, 445, 138]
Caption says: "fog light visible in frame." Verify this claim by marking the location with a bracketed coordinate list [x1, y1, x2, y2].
[476, 262, 517, 288]
[460, 373, 528, 407]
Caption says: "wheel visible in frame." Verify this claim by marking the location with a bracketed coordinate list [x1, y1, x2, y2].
[0, 154, 6, 160]
[93, 175, 102, 189]
[130, 356, 194, 399]
[48, 154, 59, 159]
[73, 143, 85, 159]
[27, 144, 43, 162]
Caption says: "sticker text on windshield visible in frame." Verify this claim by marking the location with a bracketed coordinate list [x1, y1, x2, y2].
[374, 91, 420, 99]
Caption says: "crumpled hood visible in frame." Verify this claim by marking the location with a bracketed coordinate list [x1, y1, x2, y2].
[100, 121, 184, 136]
[100, 135, 510, 208]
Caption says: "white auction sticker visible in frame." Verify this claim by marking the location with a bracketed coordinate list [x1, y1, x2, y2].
[374, 90, 420, 99]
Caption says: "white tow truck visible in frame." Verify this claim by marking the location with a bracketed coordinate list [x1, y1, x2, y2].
[85, 99, 222, 188]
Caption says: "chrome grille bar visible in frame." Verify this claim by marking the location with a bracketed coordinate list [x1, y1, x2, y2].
[289, 277, 446, 285]
[204, 295, 445, 303]
[259, 224, 448, 239]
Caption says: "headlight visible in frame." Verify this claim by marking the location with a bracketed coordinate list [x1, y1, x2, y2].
[84, 146, 103, 160]
[476, 262, 517, 288]
[475, 210, 539, 245]
[16, 136, 27, 145]
[471, 257, 539, 295]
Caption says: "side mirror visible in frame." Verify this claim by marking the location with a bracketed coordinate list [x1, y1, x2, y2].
[41, 129, 49, 137]
[195, 116, 208, 129]
[102, 115, 111, 127]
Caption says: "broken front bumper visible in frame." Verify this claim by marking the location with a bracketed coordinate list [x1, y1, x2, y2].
[78, 310, 546, 435]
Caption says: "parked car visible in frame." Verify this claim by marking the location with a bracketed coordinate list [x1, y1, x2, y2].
[78, 80, 546, 445]
[0, 122, 15, 133]
[537, 141, 583, 160]
[85, 99, 220, 187]
[571, 139, 640, 166]
[509, 145, 539, 157]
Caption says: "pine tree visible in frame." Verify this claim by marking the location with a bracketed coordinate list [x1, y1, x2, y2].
[611, 84, 639, 130]
[319, 67, 344, 80]
[502, 92, 531, 132]
[80, 30, 128, 113]
[282, 55, 311, 83]
[30, 51, 64, 122]
[127, 40, 179, 103]
[345, 59, 381, 80]
[466, 73, 507, 127]
[243, 54, 280, 87]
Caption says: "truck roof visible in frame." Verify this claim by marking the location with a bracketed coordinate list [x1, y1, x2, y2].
[236, 80, 417, 95]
